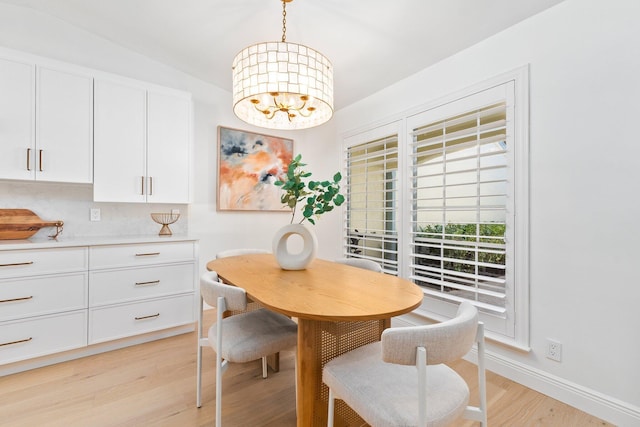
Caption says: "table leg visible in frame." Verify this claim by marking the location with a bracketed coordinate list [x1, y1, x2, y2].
[296, 318, 388, 427]
[297, 318, 321, 427]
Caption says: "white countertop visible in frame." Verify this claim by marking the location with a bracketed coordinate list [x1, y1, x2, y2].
[0, 234, 198, 251]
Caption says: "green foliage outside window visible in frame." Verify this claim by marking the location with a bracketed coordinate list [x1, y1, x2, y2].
[415, 223, 506, 278]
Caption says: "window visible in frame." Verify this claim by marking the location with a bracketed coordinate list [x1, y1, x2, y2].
[343, 122, 402, 275]
[342, 70, 529, 347]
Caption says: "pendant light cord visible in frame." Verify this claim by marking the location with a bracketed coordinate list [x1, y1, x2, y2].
[281, 0, 287, 42]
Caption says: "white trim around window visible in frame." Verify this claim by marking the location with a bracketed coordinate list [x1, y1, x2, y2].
[341, 66, 530, 349]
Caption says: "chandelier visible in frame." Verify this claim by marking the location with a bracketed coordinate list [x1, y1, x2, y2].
[232, 0, 334, 130]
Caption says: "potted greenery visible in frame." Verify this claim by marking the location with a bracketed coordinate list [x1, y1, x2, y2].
[272, 154, 345, 269]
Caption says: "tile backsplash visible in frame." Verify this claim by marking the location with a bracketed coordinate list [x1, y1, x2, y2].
[0, 181, 188, 239]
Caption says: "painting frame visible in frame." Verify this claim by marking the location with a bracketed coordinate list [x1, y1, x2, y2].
[217, 126, 294, 212]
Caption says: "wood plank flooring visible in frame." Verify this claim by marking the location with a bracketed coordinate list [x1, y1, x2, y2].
[0, 310, 613, 426]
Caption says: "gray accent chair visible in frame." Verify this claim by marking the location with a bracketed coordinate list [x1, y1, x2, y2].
[196, 271, 298, 426]
[335, 257, 383, 273]
[323, 301, 487, 427]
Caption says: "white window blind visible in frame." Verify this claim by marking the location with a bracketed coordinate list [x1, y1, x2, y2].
[342, 70, 529, 346]
[344, 134, 399, 274]
[409, 100, 510, 316]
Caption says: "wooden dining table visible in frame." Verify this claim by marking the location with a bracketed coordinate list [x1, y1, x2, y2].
[206, 253, 423, 427]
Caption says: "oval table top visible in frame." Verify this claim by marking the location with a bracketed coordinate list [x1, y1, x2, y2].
[206, 253, 424, 321]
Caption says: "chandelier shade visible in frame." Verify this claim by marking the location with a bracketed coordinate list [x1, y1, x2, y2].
[231, 1, 334, 130]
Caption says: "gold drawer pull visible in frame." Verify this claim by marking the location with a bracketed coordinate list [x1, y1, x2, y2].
[0, 296, 33, 303]
[134, 280, 160, 287]
[39, 149, 44, 172]
[135, 313, 160, 320]
[0, 261, 34, 268]
[26, 148, 32, 171]
[135, 252, 160, 257]
[0, 337, 33, 347]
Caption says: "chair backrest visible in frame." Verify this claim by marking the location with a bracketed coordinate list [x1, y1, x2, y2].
[381, 301, 478, 366]
[335, 257, 383, 273]
[216, 248, 270, 259]
[200, 271, 247, 312]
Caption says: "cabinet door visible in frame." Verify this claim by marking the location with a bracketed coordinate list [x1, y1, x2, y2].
[36, 67, 93, 183]
[94, 79, 147, 202]
[0, 57, 34, 180]
[147, 90, 191, 203]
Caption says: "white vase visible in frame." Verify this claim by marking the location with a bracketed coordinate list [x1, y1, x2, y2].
[272, 223, 318, 270]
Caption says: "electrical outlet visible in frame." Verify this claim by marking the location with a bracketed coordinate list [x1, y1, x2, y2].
[171, 208, 180, 215]
[90, 208, 101, 222]
[546, 339, 562, 362]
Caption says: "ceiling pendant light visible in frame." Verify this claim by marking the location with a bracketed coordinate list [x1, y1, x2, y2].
[232, 0, 334, 130]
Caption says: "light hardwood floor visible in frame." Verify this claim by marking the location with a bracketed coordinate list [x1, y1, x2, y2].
[0, 310, 612, 427]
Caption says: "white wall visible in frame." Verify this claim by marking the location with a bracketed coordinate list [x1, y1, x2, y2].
[4, 0, 636, 424]
[0, 3, 342, 277]
[336, 0, 640, 424]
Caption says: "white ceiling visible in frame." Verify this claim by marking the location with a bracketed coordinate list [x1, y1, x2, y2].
[1, 0, 564, 110]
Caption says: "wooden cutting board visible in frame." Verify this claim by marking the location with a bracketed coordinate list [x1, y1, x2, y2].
[0, 209, 64, 240]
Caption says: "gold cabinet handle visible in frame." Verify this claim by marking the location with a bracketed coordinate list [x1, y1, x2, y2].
[39, 149, 43, 172]
[26, 148, 32, 171]
[135, 252, 160, 257]
[0, 261, 34, 268]
[0, 296, 33, 304]
[0, 337, 33, 347]
[149, 176, 153, 196]
[134, 280, 160, 287]
[135, 313, 160, 320]
[141, 176, 145, 195]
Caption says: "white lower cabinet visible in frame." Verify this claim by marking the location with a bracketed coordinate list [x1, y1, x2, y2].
[0, 273, 87, 322]
[89, 263, 194, 306]
[0, 311, 87, 365]
[0, 247, 88, 365]
[87, 241, 196, 344]
[89, 294, 194, 344]
[0, 238, 197, 370]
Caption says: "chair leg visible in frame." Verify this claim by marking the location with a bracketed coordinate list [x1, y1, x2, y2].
[196, 344, 202, 408]
[477, 323, 488, 426]
[216, 355, 222, 427]
[327, 388, 335, 427]
[262, 356, 268, 379]
[197, 295, 204, 408]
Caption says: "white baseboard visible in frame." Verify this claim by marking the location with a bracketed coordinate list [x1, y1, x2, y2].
[475, 349, 640, 426]
[394, 315, 640, 426]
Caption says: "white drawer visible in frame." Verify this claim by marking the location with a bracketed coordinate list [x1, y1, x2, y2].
[0, 247, 88, 279]
[89, 264, 194, 306]
[89, 242, 195, 269]
[0, 273, 88, 321]
[89, 294, 194, 344]
[0, 310, 87, 365]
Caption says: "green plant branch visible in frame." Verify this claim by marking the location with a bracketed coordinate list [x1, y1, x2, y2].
[274, 154, 345, 225]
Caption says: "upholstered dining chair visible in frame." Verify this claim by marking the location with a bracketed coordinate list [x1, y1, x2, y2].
[215, 248, 270, 259]
[323, 301, 487, 427]
[196, 271, 298, 426]
[335, 257, 383, 273]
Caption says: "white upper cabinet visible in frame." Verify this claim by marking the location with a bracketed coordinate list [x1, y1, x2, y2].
[0, 55, 93, 183]
[0, 57, 35, 181]
[0, 48, 191, 201]
[36, 67, 93, 183]
[146, 90, 191, 204]
[93, 79, 147, 203]
[93, 78, 191, 203]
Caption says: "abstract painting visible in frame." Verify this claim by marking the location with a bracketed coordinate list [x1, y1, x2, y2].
[217, 126, 294, 211]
